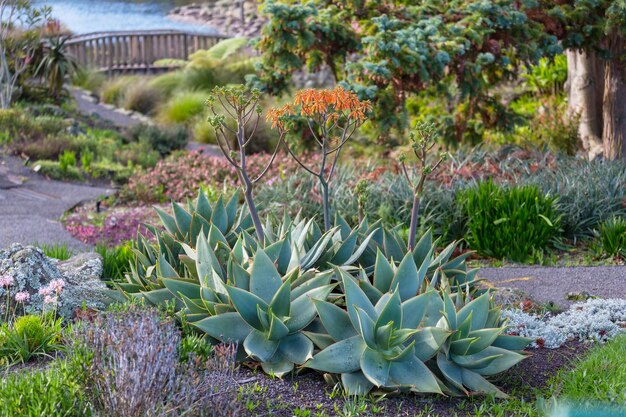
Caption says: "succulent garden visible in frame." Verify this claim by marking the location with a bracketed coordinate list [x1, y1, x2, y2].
[1, 0, 626, 416]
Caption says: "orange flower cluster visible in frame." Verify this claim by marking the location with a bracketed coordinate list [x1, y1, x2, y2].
[267, 87, 371, 129]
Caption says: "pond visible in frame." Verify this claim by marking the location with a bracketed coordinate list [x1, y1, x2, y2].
[34, 0, 219, 34]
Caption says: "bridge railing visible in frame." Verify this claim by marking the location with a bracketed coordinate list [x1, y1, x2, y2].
[66, 30, 229, 73]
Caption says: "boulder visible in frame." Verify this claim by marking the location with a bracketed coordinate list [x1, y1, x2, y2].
[0, 244, 110, 319]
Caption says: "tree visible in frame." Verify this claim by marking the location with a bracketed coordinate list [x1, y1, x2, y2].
[540, 1, 626, 160]
[0, 0, 49, 108]
[250, 0, 560, 145]
[36, 36, 78, 99]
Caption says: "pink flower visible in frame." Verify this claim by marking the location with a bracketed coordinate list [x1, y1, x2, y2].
[39, 286, 52, 296]
[44, 295, 57, 304]
[14, 292, 30, 302]
[0, 275, 15, 288]
[48, 279, 66, 294]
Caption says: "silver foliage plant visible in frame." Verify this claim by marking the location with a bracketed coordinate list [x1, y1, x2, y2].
[503, 298, 626, 349]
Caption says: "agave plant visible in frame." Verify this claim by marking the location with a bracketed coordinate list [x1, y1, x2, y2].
[434, 291, 531, 398]
[188, 249, 336, 376]
[305, 269, 447, 395]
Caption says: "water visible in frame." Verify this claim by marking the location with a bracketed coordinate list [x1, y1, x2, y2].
[34, 0, 219, 34]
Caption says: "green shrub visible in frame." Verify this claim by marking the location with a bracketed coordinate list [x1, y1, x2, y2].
[0, 315, 63, 364]
[0, 359, 91, 417]
[125, 123, 189, 156]
[597, 217, 626, 258]
[95, 242, 132, 282]
[35, 160, 83, 181]
[87, 161, 133, 183]
[179, 334, 213, 362]
[460, 180, 561, 261]
[59, 150, 77, 173]
[16, 134, 80, 161]
[148, 71, 185, 99]
[121, 80, 162, 115]
[114, 141, 160, 168]
[80, 149, 94, 172]
[191, 116, 215, 144]
[158, 91, 207, 125]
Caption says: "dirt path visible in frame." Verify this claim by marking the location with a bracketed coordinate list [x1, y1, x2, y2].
[0, 156, 114, 250]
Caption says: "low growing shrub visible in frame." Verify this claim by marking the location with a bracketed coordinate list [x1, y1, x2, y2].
[95, 242, 132, 282]
[121, 80, 162, 115]
[157, 91, 207, 125]
[125, 123, 189, 157]
[71, 307, 242, 417]
[35, 160, 83, 181]
[0, 314, 63, 364]
[0, 359, 92, 417]
[460, 180, 561, 261]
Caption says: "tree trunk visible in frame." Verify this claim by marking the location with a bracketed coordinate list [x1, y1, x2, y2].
[566, 49, 604, 159]
[602, 32, 626, 160]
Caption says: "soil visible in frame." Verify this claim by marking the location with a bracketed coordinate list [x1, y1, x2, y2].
[236, 342, 588, 416]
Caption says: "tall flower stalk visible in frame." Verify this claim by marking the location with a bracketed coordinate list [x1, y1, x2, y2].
[207, 85, 284, 245]
[268, 87, 370, 230]
[400, 122, 447, 251]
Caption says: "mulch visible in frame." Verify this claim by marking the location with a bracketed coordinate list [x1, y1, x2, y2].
[237, 342, 589, 417]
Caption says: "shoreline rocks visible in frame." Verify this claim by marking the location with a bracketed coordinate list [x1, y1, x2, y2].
[168, 1, 266, 38]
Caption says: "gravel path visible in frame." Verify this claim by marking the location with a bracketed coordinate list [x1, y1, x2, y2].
[0, 156, 114, 251]
[479, 265, 626, 307]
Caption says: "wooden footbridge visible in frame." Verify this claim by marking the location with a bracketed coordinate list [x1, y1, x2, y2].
[65, 30, 229, 74]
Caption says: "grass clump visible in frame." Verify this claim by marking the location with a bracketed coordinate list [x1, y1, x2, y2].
[460, 180, 561, 262]
[157, 91, 207, 125]
[597, 217, 626, 258]
[121, 81, 162, 115]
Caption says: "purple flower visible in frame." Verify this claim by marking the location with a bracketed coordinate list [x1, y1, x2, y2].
[0, 275, 15, 288]
[14, 292, 30, 302]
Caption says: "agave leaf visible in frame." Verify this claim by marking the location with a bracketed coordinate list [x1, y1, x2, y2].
[249, 249, 283, 303]
[442, 292, 458, 329]
[244, 329, 279, 363]
[412, 327, 450, 362]
[374, 323, 394, 350]
[492, 335, 532, 351]
[194, 312, 252, 343]
[436, 353, 467, 394]
[161, 278, 201, 301]
[361, 348, 390, 387]
[195, 190, 213, 220]
[341, 372, 375, 396]
[305, 335, 365, 374]
[314, 299, 358, 341]
[450, 337, 479, 356]
[373, 249, 394, 293]
[358, 278, 384, 306]
[278, 332, 314, 364]
[260, 351, 294, 377]
[343, 229, 379, 266]
[287, 284, 335, 332]
[401, 290, 436, 329]
[463, 347, 527, 376]
[157, 255, 178, 279]
[208, 224, 229, 248]
[225, 192, 239, 229]
[155, 207, 179, 237]
[355, 307, 377, 350]
[226, 286, 268, 331]
[229, 258, 250, 290]
[457, 293, 490, 330]
[142, 288, 178, 307]
[330, 230, 358, 265]
[341, 269, 376, 330]
[301, 231, 334, 270]
[211, 196, 228, 234]
[464, 328, 504, 355]
[172, 202, 192, 239]
[267, 313, 290, 341]
[388, 355, 441, 393]
[270, 278, 291, 318]
[391, 253, 420, 301]
[375, 291, 402, 331]
[461, 368, 508, 398]
[303, 331, 335, 350]
[451, 353, 502, 370]
[291, 270, 333, 299]
[382, 228, 405, 262]
[411, 230, 434, 266]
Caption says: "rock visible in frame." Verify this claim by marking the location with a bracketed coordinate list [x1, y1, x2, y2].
[0, 243, 110, 319]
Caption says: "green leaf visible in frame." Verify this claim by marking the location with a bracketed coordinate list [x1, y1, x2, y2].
[461, 368, 507, 398]
[341, 372, 374, 396]
[226, 286, 268, 331]
[412, 327, 450, 362]
[341, 269, 376, 330]
[267, 313, 290, 341]
[361, 347, 390, 387]
[195, 190, 213, 220]
[305, 336, 366, 374]
[373, 249, 394, 293]
[287, 284, 335, 332]
[492, 335, 532, 351]
[211, 196, 228, 234]
[193, 312, 252, 343]
[375, 291, 402, 331]
[355, 307, 377, 350]
[314, 299, 358, 341]
[161, 278, 201, 301]
[391, 253, 420, 301]
[457, 293, 490, 330]
[250, 249, 283, 304]
[278, 333, 314, 364]
[436, 353, 467, 394]
[244, 329, 279, 363]
[388, 355, 441, 393]
[155, 207, 179, 237]
[401, 290, 436, 328]
[270, 278, 291, 318]
[172, 202, 192, 239]
[260, 351, 294, 377]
